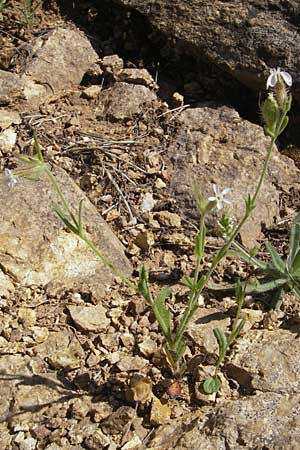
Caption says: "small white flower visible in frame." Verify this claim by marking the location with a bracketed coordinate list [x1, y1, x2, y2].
[266, 67, 292, 89]
[208, 184, 231, 210]
[4, 168, 18, 189]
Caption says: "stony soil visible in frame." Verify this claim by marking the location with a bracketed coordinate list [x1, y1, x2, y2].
[1, 2, 300, 450]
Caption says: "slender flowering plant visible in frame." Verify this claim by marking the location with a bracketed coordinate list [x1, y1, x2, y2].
[4, 68, 293, 391]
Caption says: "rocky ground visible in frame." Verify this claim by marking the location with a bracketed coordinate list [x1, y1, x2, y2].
[1, 1, 300, 449]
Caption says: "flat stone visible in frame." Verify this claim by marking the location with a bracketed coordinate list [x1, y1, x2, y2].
[68, 304, 110, 332]
[209, 392, 300, 449]
[33, 330, 84, 371]
[0, 70, 23, 105]
[0, 110, 21, 129]
[100, 82, 157, 121]
[154, 211, 181, 228]
[0, 127, 17, 153]
[187, 307, 231, 354]
[167, 105, 300, 246]
[117, 355, 148, 372]
[226, 329, 300, 394]
[0, 167, 132, 296]
[25, 27, 98, 93]
[82, 85, 102, 99]
[113, 0, 300, 100]
[118, 68, 157, 88]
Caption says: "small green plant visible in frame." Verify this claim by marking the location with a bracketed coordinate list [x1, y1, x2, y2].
[5, 68, 293, 392]
[17, 0, 42, 27]
[229, 215, 300, 309]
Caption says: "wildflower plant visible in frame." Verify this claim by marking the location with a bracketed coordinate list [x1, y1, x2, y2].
[5, 68, 293, 392]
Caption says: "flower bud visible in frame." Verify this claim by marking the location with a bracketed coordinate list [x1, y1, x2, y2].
[274, 76, 288, 110]
[262, 93, 279, 137]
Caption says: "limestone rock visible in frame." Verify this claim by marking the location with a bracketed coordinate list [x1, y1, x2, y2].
[82, 85, 102, 99]
[187, 307, 231, 354]
[0, 70, 23, 105]
[113, 0, 300, 98]
[33, 330, 84, 370]
[68, 304, 110, 332]
[0, 167, 131, 296]
[25, 27, 98, 93]
[226, 329, 300, 394]
[0, 110, 21, 129]
[100, 82, 157, 121]
[118, 68, 157, 88]
[167, 105, 300, 246]
[209, 392, 300, 449]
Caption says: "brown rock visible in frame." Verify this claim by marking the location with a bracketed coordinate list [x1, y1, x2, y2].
[187, 307, 231, 354]
[150, 396, 171, 425]
[113, 0, 300, 99]
[0, 110, 21, 129]
[68, 304, 110, 333]
[167, 106, 300, 246]
[100, 82, 157, 121]
[154, 211, 181, 228]
[0, 167, 132, 296]
[117, 355, 148, 372]
[208, 392, 300, 450]
[118, 68, 157, 88]
[0, 70, 23, 105]
[227, 329, 300, 394]
[25, 27, 98, 95]
[101, 406, 136, 434]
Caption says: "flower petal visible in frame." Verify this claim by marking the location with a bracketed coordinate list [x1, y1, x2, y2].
[221, 187, 231, 196]
[208, 196, 216, 202]
[267, 72, 277, 89]
[280, 71, 292, 87]
[212, 184, 218, 196]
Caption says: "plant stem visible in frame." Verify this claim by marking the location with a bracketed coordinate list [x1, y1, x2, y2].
[173, 117, 284, 352]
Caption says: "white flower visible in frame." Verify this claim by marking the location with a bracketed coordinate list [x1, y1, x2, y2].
[4, 168, 18, 189]
[266, 68, 292, 89]
[208, 184, 231, 210]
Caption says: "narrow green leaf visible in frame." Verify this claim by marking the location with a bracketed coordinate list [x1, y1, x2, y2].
[251, 277, 288, 293]
[182, 275, 194, 289]
[213, 328, 227, 355]
[195, 223, 206, 259]
[33, 130, 45, 163]
[278, 115, 289, 135]
[77, 199, 84, 236]
[270, 288, 284, 310]
[292, 285, 300, 299]
[138, 266, 151, 304]
[291, 248, 300, 274]
[230, 318, 245, 342]
[194, 184, 207, 215]
[194, 274, 206, 292]
[202, 376, 221, 394]
[288, 215, 300, 267]
[175, 337, 186, 359]
[235, 279, 243, 304]
[53, 204, 79, 235]
[154, 287, 171, 336]
[265, 242, 285, 273]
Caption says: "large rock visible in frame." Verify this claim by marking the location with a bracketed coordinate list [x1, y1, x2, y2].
[209, 391, 300, 450]
[0, 167, 132, 296]
[226, 329, 300, 394]
[100, 82, 157, 121]
[24, 27, 98, 93]
[166, 105, 300, 246]
[112, 0, 300, 96]
[0, 27, 98, 108]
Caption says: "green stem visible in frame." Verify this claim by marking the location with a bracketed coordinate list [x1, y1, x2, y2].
[173, 114, 285, 352]
[45, 169, 78, 225]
